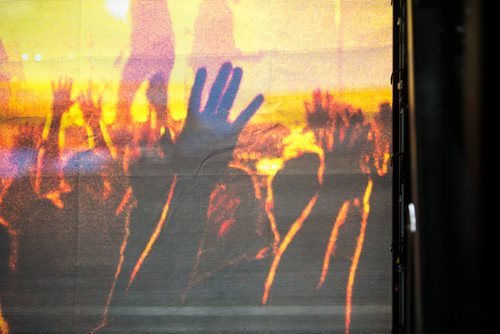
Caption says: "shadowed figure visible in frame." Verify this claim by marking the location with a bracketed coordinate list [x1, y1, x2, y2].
[180, 166, 270, 304]
[102, 63, 263, 331]
[271, 90, 389, 332]
[1, 80, 132, 333]
[0, 39, 11, 113]
[0, 125, 40, 293]
[145, 72, 169, 144]
[116, 0, 175, 126]
[189, 0, 242, 89]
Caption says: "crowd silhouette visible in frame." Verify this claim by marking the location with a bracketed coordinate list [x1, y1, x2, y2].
[0, 66, 391, 332]
[0, 68, 390, 334]
[0, 1, 391, 333]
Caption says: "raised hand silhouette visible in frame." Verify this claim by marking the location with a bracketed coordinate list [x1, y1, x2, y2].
[164, 62, 264, 175]
[51, 77, 74, 117]
[78, 86, 103, 129]
[305, 89, 334, 151]
[305, 89, 331, 130]
[78, 86, 111, 153]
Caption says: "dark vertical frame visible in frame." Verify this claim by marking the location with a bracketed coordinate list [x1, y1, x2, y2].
[392, 1, 406, 333]
[395, 0, 486, 333]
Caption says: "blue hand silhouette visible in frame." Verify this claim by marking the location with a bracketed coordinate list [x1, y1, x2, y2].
[168, 62, 264, 174]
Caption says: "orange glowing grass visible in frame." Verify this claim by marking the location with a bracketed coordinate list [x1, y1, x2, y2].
[345, 178, 373, 334]
[92, 203, 134, 334]
[0, 303, 9, 334]
[0, 216, 17, 272]
[262, 193, 319, 305]
[317, 200, 350, 289]
[128, 174, 177, 289]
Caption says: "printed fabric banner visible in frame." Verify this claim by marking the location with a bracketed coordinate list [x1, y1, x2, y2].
[0, 1, 392, 333]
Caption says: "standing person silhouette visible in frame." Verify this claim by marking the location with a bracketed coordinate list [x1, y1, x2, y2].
[116, 0, 175, 127]
[189, 0, 242, 90]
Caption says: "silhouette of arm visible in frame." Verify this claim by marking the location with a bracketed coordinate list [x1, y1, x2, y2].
[79, 87, 110, 155]
[43, 78, 73, 159]
[34, 78, 74, 196]
[163, 62, 264, 175]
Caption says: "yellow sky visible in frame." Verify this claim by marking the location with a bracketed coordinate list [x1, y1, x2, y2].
[0, 0, 391, 123]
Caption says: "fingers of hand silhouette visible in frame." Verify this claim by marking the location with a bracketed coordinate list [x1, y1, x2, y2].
[187, 62, 264, 136]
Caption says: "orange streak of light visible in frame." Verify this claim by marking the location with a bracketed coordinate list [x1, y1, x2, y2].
[217, 219, 236, 238]
[128, 174, 177, 289]
[59, 178, 72, 193]
[262, 193, 319, 304]
[101, 125, 117, 160]
[206, 183, 240, 238]
[265, 176, 281, 248]
[34, 147, 45, 195]
[115, 187, 133, 216]
[0, 216, 17, 272]
[317, 200, 350, 289]
[103, 179, 112, 200]
[370, 121, 391, 177]
[339, 128, 346, 143]
[0, 303, 9, 334]
[251, 175, 263, 200]
[44, 190, 64, 209]
[345, 178, 373, 334]
[212, 197, 240, 229]
[122, 146, 130, 175]
[326, 127, 334, 152]
[255, 246, 270, 260]
[58, 128, 64, 151]
[206, 184, 226, 220]
[91, 205, 134, 334]
[375, 151, 390, 177]
[317, 148, 325, 186]
[314, 128, 325, 152]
